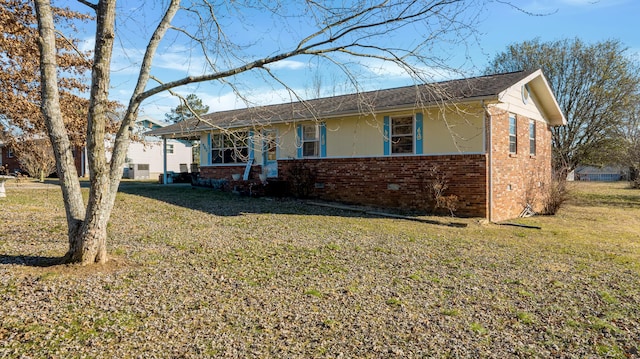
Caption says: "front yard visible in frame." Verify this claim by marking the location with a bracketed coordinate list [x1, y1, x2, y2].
[0, 181, 638, 357]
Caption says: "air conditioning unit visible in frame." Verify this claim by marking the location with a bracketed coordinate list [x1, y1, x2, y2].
[127, 163, 150, 179]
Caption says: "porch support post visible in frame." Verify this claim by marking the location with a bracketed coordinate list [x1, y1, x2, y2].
[163, 137, 168, 185]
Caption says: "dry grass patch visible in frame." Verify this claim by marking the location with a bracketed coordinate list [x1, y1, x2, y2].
[1, 181, 639, 358]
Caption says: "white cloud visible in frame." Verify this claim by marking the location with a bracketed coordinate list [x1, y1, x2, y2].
[361, 58, 460, 83]
[521, 0, 629, 12]
[79, 36, 95, 52]
[560, 0, 626, 6]
[137, 85, 311, 120]
[266, 60, 308, 70]
[152, 49, 210, 77]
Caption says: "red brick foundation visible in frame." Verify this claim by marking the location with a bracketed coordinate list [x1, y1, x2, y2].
[278, 155, 488, 217]
[200, 164, 262, 182]
[200, 155, 488, 217]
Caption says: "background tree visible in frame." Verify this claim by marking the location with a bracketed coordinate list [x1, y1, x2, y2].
[0, 0, 91, 149]
[34, 0, 496, 265]
[13, 137, 57, 181]
[618, 101, 640, 184]
[165, 94, 210, 124]
[485, 38, 640, 175]
[164, 93, 210, 165]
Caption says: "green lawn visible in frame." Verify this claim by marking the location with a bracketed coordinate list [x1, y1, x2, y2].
[0, 181, 638, 357]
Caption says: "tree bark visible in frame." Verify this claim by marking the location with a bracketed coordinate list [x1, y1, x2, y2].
[34, 0, 85, 252]
[36, 0, 117, 265]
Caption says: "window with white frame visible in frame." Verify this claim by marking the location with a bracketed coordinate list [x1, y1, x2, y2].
[211, 131, 249, 164]
[529, 120, 536, 156]
[7, 148, 14, 158]
[166, 144, 174, 154]
[509, 114, 517, 154]
[263, 130, 278, 161]
[391, 115, 414, 154]
[301, 124, 320, 157]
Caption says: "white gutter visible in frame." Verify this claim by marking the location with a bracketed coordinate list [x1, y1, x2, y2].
[483, 100, 493, 222]
[163, 137, 168, 185]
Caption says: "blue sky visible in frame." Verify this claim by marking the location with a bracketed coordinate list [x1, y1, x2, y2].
[72, 0, 640, 121]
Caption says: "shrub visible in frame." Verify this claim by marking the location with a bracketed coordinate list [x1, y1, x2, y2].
[287, 161, 316, 198]
[541, 177, 568, 215]
[427, 166, 459, 216]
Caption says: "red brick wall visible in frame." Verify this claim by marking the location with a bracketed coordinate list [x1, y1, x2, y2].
[200, 164, 262, 182]
[199, 155, 488, 216]
[278, 155, 488, 217]
[488, 108, 553, 222]
[0, 146, 20, 173]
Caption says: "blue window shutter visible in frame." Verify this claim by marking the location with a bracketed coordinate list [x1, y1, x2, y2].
[320, 122, 327, 158]
[383, 116, 390, 156]
[415, 112, 423, 155]
[296, 125, 303, 158]
[248, 130, 255, 161]
[207, 133, 212, 164]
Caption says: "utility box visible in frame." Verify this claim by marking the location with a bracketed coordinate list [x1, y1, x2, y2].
[126, 163, 150, 179]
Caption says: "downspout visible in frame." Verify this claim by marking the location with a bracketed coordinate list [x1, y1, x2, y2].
[483, 101, 493, 222]
[163, 137, 168, 185]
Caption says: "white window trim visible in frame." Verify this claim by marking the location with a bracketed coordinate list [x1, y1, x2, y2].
[529, 119, 536, 156]
[301, 124, 320, 158]
[210, 132, 250, 165]
[390, 115, 415, 155]
[509, 114, 517, 154]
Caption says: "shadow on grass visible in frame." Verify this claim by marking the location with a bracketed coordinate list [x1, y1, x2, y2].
[0, 255, 62, 267]
[117, 183, 466, 227]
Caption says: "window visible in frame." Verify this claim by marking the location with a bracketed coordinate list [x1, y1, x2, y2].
[509, 115, 517, 154]
[529, 120, 536, 156]
[7, 148, 14, 158]
[211, 132, 249, 164]
[263, 130, 277, 162]
[166, 144, 174, 154]
[391, 116, 414, 154]
[301, 124, 320, 157]
[521, 84, 531, 105]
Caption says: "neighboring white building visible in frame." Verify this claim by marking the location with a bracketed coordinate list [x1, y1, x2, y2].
[569, 165, 629, 182]
[121, 116, 194, 179]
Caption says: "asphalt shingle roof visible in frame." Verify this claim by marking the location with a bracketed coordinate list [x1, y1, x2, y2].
[147, 70, 533, 137]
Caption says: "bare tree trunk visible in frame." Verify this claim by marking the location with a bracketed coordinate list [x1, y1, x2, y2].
[69, 0, 118, 265]
[34, 0, 85, 250]
[36, 0, 116, 265]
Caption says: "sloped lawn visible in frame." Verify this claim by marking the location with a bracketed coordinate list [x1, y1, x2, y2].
[0, 181, 638, 358]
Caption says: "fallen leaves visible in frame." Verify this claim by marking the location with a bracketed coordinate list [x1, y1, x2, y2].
[0, 182, 639, 357]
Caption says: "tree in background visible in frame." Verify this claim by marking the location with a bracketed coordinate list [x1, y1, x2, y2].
[165, 94, 210, 124]
[618, 101, 640, 185]
[0, 0, 91, 149]
[14, 138, 57, 181]
[485, 38, 640, 175]
[164, 94, 210, 165]
[34, 0, 498, 265]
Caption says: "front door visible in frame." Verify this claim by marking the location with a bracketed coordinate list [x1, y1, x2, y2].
[262, 129, 278, 178]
